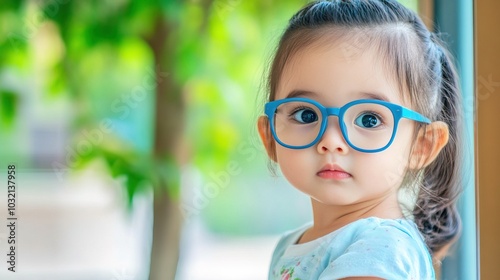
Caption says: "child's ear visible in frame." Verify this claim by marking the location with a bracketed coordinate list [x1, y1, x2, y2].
[409, 121, 449, 169]
[257, 116, 277, 162]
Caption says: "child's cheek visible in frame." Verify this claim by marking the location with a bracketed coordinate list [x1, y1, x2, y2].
[276, 148, 315, 175]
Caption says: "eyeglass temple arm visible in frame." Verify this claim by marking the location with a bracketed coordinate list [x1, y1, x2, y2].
[401, 108, 431, 124]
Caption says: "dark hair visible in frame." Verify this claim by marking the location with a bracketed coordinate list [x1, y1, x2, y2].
[264, 0, 463, 256]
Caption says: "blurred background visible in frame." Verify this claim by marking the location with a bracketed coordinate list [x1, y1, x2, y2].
[0, 0, 476, 280]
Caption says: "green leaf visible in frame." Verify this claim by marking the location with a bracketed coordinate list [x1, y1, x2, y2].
[125, 172, 142, 207]
[0, 90, 18, 128]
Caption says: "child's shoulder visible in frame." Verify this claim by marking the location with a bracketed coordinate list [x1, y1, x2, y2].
[338, 217, 430, 255]
[322, 217, 435, 279]
[344, 216, 425, 242]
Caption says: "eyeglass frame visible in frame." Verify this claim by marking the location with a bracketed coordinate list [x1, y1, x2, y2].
[264, 97, 431, 153]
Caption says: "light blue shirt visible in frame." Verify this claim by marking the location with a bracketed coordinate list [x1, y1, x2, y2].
[269, 217, 435, 279]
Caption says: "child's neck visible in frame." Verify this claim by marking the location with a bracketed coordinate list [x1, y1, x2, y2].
[298, 194, 403, 244]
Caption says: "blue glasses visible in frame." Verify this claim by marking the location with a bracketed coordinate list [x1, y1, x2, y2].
[264, 98, 431, 153]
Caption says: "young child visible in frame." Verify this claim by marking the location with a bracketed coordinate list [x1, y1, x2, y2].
[257, 0, 463, 279]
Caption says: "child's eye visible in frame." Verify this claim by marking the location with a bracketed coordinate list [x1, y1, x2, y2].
[354, 112, 383, 128]
[291, 108, 318, 124]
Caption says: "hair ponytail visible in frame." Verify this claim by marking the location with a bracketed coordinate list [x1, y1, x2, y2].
[412, 41, 463, 255]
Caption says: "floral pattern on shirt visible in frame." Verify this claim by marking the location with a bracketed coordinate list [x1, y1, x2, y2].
[280, 262, 302, 280]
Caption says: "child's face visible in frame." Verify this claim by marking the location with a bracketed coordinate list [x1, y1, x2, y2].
[269, 40, 416, 207]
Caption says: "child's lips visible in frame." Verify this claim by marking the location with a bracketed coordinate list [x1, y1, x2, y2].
[317, 164, 352, 180]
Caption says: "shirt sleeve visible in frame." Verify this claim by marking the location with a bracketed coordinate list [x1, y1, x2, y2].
[318, 220, 433, 280]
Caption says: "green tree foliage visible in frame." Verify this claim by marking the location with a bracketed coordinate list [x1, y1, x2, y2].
[0, 0, 310, 199]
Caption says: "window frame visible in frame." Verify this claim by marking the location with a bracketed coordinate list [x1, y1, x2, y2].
[431, 0, 478, 279]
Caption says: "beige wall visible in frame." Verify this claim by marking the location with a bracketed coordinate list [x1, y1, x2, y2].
[476, 0, 500, 278]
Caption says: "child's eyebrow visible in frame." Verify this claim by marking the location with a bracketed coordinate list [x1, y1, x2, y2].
[358, 91, 390, 102]
[285, 89, 391, 103]
[285, 89, 318, 99]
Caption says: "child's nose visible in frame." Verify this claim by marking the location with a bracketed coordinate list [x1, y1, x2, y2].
[316, 117, 349, 154]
